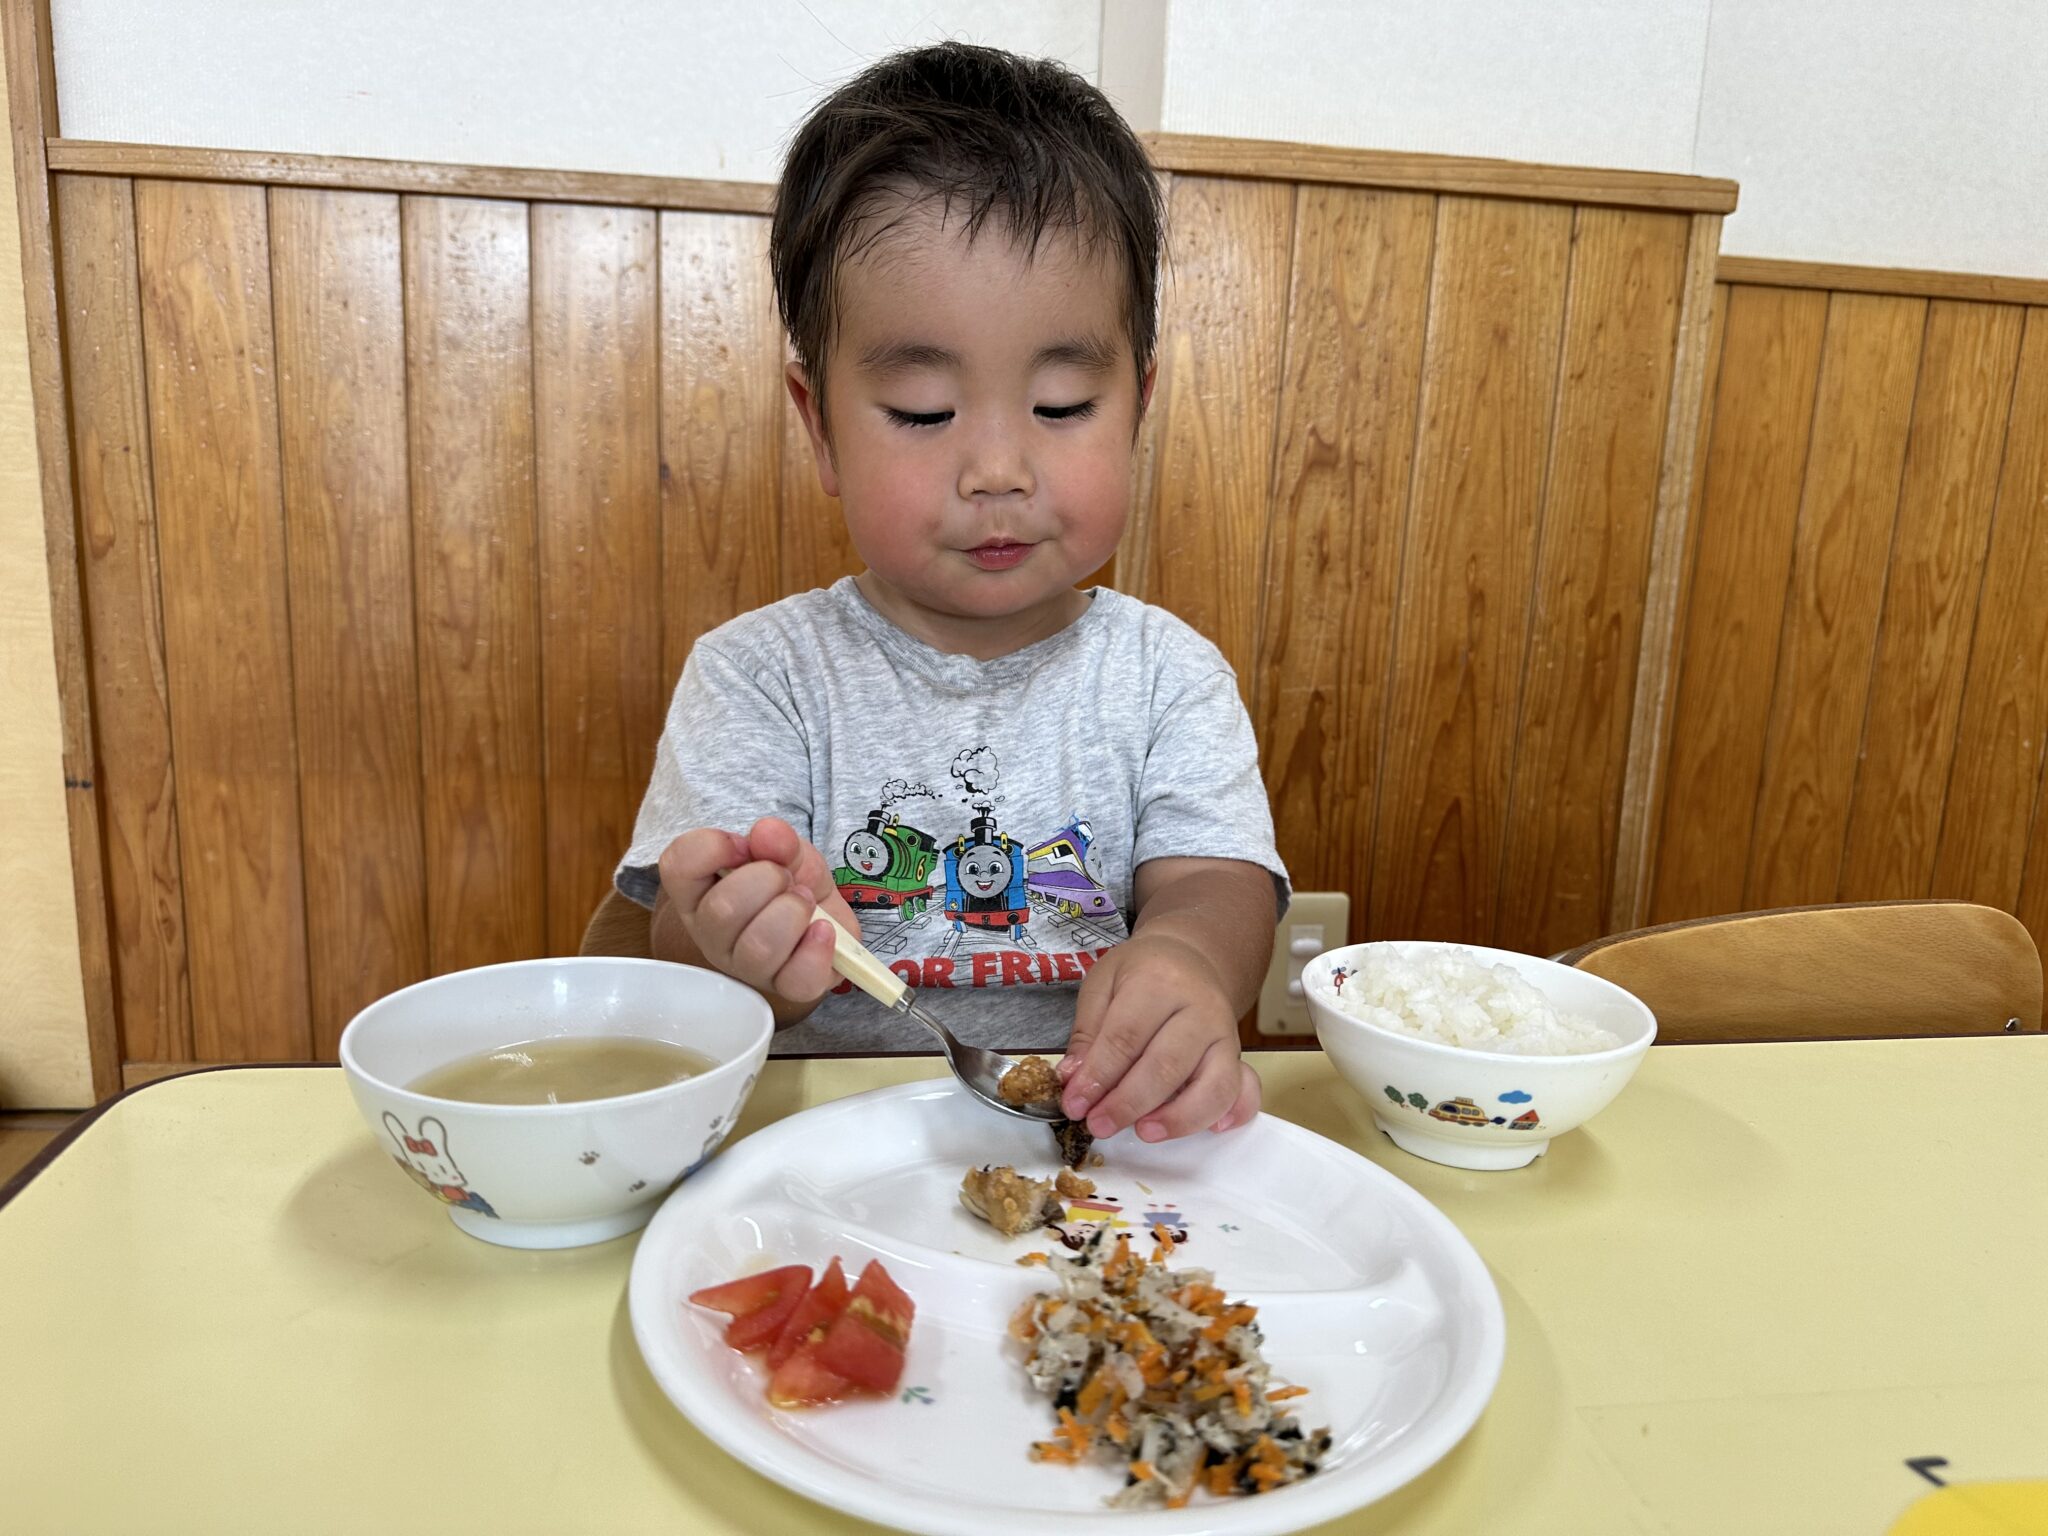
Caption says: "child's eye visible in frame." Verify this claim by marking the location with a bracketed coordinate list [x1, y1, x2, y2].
[1036, 400, 1098, 421]
[883, 407, 953, 428]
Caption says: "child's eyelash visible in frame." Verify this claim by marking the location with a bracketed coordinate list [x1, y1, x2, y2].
[881, 402, 1098, 427]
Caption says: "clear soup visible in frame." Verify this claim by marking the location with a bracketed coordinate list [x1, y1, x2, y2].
[408, 1035, 715, 1106]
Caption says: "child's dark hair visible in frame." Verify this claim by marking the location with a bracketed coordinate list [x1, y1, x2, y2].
[771, 41, 1163, 418]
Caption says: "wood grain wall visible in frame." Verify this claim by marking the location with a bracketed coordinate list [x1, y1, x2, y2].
[57, 174, 839, 1069]
[37, 142, 1740, 1072]
[1653, 270, 2048, 960]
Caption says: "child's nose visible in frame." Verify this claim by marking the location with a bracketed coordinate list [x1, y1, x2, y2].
[957, 420, 1034, 501]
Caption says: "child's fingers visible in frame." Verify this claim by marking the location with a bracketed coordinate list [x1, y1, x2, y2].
[727, 885, 825, 987]
[1210, 1062, 1263, 1134]
[746, 816, 807, 872]
[771, 915, 842, 1003]
[1081, 1011, 1209, 1139]
[817, 888, 861, 939]
[658, 828, 751, 915]
[1132, 1041, 1239, 1142]
[693, 860, 794, 959]
[746, 816, 844, 910]
[792, 841, 842, 907]
[1059, 966, 1125, 1118]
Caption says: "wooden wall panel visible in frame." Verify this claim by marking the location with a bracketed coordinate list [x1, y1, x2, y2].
[54, 173, 191, 1063]
[1651, 278, 2048, 961]
[1837, 300, 2024, 900]
[1495, 207, 1690, 955]
[72, 144, 2048, 1066]
[269, 187, 428, 1058]
[402, 195, 546, 974]
[1935, 310, 2048, 916]
[1613, 264, 1727, 931]
[532, 203, 661, 955]
[1252, 185, 1432, 903]
[133, 179, 311, 1060]
[1745, 293, 1926, 909]
[1126, 175, 1294, 682]
[1367, 196, 1573, 942]
[659, 211, 782, 680]
[1651, 287, 1830, 923]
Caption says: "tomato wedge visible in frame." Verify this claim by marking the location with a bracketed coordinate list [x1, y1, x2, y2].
[814, 1260, 912, 1392]
[694, 1256, 915, 1408]
[767, 1337, 851, 1407]
[725, 1282, 807, 1353]
[768, 1256, 850, 1368]
[849, 1260, 915, 1337]
[688, 1264, 811, 1353]
[815, 1308, 905, 1392]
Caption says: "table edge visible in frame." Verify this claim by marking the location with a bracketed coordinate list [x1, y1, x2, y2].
[0, 1047, 971, 1211]
[0, 1062, 342, 1212]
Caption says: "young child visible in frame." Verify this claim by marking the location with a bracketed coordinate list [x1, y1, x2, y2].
[616, 42, 1288, 1147]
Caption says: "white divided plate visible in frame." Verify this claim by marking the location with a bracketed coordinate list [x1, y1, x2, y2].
[628, 1080, 1504, 1535]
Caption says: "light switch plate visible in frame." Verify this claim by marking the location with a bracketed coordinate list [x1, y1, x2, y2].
[1256, 892, 1351, 1037]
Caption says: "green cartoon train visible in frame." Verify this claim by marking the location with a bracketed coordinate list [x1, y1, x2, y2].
[833, 810, 940, 920]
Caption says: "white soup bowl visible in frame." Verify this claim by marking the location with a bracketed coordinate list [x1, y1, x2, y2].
[339, 957, 773, 1248]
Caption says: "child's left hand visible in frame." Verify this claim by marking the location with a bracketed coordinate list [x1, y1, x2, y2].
[1058, 933, 1262, 1142]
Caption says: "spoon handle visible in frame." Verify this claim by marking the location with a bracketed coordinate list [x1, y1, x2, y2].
[811, 908, 961, 1058]
[810, 904, 909, 1008]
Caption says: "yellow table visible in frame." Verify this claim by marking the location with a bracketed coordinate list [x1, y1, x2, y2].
[2, 1043, 2043, 1535]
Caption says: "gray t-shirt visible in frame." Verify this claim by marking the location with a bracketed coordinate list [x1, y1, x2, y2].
[617, 579, 1288, 1054]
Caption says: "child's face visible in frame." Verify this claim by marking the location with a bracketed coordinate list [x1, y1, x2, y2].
[788, 207, 1148, 648]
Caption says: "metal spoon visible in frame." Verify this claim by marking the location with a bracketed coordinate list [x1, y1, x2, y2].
[811, 904, 1064, 1122]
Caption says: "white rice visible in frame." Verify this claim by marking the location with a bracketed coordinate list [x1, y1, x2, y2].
[1322, 947, 1621, 1056]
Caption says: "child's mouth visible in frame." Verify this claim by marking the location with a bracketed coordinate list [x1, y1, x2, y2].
[964, 540, 1034, 571]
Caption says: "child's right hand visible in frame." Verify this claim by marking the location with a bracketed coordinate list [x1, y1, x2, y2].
[657, 817, 855, 1003]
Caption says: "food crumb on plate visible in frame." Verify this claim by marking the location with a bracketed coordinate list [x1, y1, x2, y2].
[960, 1165, 1064, 1237]
[1053, 1118, 1096, 1169]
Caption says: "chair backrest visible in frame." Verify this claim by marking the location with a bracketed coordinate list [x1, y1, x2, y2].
[579, 887, 654, 960]
[1553, 900, 2043, 1043]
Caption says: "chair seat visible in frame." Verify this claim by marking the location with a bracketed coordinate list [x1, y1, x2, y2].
[1553, 900, 2042, 1043]
[580, 886, 654, 960]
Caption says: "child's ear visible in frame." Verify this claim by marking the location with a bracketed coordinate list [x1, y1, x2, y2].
[1138, 361, 1158, 419]
[785, 361, 841, 499]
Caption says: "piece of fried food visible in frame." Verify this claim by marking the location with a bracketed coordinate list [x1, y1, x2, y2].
[1052, 1117, 1095, 1169]
[960, 1164, 1065, 1237]
[1054, 1167, 1095, 1199]
[998, 1054, 1062, 1107]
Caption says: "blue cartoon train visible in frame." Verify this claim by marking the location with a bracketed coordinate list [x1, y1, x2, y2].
[1025, 817, 1116, 919]
[833, 810, 939, 920]
[944, 811, 1029, 939]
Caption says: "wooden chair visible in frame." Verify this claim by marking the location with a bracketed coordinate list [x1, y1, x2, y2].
[580, 887, 654, 959]
[1552, 900, 2042, 1043]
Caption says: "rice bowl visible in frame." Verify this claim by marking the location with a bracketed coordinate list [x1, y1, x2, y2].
[1317, 946, 1621, 1056]
[1303, 942, 1655, 1171]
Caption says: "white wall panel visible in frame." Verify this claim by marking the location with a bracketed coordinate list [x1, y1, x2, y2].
[1158, 0, 1712, 173]
[51, 0, 1100, 183]
[1697, 0, 2048, 276]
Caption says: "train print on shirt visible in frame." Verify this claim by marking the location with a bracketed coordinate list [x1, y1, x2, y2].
[827, 745, 1131, 995]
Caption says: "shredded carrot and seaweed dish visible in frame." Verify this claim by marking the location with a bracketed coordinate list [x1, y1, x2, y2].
[1009, 1224, 1331, 1509]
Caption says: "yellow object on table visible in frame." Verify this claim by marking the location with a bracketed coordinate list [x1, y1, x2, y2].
[1, 1042, 2044, 1535]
